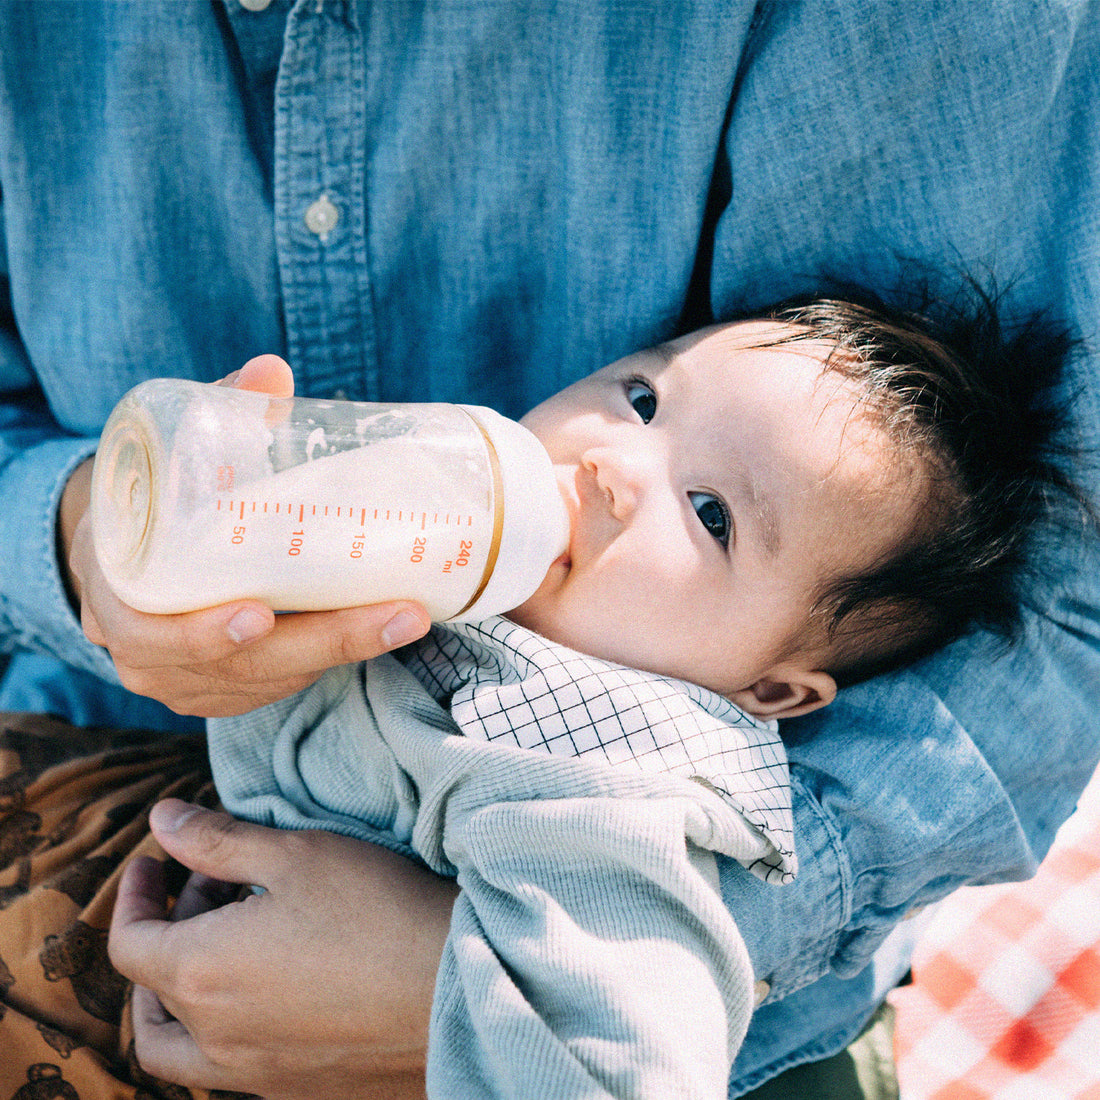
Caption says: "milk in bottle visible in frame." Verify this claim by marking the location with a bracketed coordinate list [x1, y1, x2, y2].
[92, 379, 568, 622]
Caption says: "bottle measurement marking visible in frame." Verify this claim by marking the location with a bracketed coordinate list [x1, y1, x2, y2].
[216, 498, 474, 528]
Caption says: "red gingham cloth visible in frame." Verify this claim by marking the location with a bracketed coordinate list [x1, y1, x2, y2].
[891, 770, 1100, 1100]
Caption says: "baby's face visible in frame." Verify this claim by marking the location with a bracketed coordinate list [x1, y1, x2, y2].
[511, 321, 922, 716]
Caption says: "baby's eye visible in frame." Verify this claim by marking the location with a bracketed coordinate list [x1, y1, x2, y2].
[689, 491, 731, 549]
[625, 378, 657, 424]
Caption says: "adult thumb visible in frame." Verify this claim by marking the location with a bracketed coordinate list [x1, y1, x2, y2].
[148, 799, 285, 891]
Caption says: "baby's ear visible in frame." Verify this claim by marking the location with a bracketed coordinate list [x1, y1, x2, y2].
[728, 666, 837, 720]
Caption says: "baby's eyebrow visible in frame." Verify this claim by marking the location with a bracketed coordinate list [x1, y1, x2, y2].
[651, 340, 679, 367]
[717, 445, 782, 557]
[746, 477, 782, 557]
[710, 419, 782, 557]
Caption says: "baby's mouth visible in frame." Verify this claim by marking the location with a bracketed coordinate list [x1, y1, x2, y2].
[554, 467, 580, 572]
[550, 521, 573, 573]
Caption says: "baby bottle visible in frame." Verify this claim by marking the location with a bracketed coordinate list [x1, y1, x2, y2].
[91, 378, 569, 622]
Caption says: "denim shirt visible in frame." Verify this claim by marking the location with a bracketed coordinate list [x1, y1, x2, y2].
[1, 2, 1098, 1093]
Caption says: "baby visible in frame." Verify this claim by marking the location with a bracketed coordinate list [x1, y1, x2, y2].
[205, 285, 1087, 1100]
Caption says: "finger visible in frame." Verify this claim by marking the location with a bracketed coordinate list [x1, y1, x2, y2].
[101, 590, 423, 680]
[130, 985, 235, 1092]
[131, 982, 174, 1029]
[202, 602, 430, 714]
[234, 602, 430, 680]
[108, 856, 175, 987]
[110, 602, 427, 715]
[93, 592, 276, 672]
[171, 870, 242, 922]
[145, 603, 429, 708]
[231, 354, 294, 396]
[147, 800, 292, 891]
[68, 518, 109, 647]
[221, 355, 296, 430]
[112, 854, 169, 925]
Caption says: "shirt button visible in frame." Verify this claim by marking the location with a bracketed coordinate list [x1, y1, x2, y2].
[304, 194, 339, 240]
[238, 0, 272, 10]
[753, 979, 771, 1006]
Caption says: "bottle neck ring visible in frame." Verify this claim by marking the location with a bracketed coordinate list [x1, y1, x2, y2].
[452, 410, 505, 619]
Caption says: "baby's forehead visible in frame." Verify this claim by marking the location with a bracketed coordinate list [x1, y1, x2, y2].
[656, 321, 865, 437]
[662, 319, 836, 372]
[670, 322, 927, 530]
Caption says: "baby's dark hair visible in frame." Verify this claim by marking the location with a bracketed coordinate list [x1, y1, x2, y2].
[750, 279, 1096, 687]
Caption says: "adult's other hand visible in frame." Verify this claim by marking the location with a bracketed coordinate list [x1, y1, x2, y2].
[109, 799, 457, 1099]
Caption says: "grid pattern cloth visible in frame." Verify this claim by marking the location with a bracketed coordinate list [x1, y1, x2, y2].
[891, 767, 1100, 1099]
[402, 617, 796, 882]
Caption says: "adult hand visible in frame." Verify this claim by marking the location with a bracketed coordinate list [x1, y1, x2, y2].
[61, 356, 430, 717]
[109, 799, 457, 1099]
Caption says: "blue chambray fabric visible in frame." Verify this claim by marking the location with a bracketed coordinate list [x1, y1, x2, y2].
[1, 2, 1098, 1093]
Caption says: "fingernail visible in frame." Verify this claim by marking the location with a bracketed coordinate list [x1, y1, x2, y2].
[151, 799, 199, 834]
[382, 610, 426, 649]
[227, 608, 270, 644]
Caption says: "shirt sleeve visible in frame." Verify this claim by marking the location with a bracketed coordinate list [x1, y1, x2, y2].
[0, 265, 114, 680]
[432, 797, 752, 1100]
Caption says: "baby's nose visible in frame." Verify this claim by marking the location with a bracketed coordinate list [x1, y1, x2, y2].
[583, 446, 647, 521]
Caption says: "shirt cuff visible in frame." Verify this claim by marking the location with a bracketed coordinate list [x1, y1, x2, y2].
[0, 436, 118, 681]
[716, 769, 849, 1004]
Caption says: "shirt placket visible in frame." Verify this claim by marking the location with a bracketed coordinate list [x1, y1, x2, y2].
[274, 0, 377, 399]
